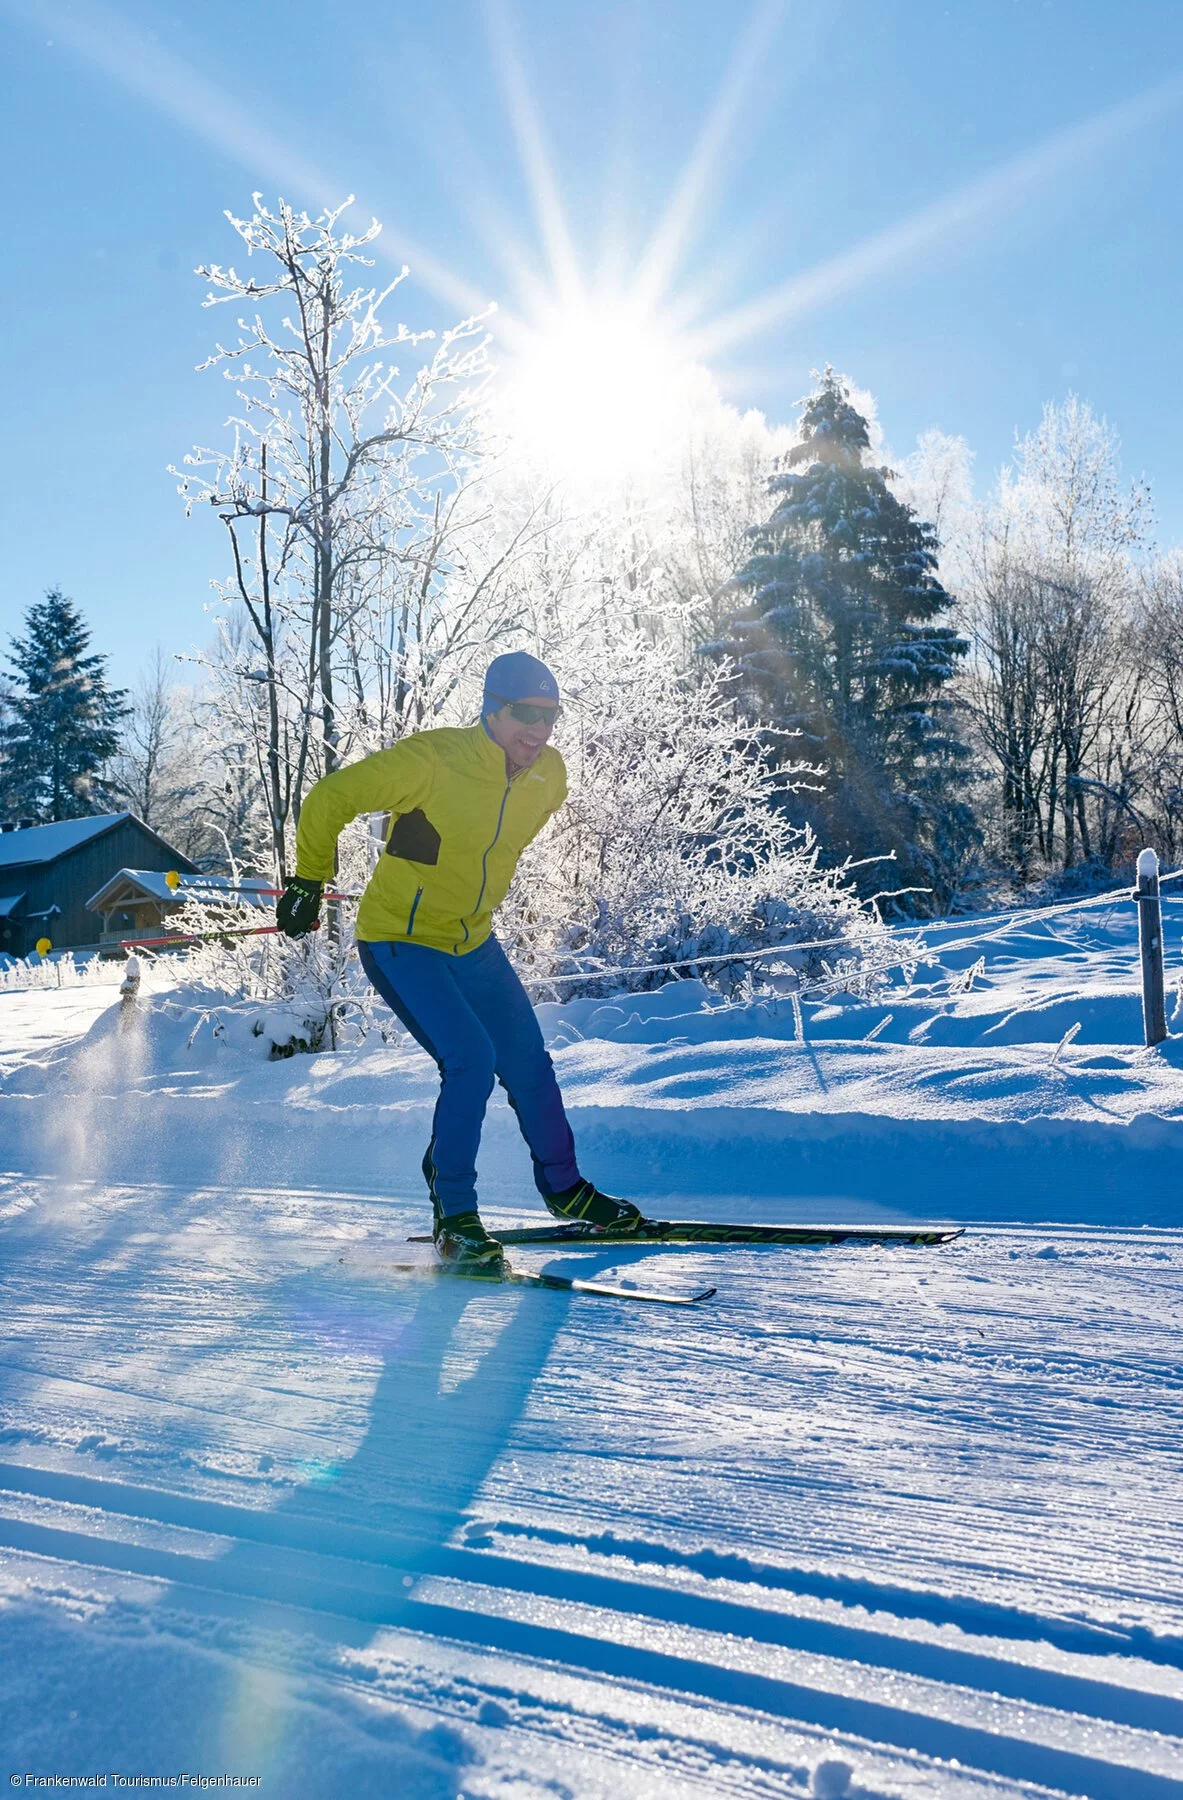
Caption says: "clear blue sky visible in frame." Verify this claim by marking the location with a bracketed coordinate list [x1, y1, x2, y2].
[2, 0, 1181, 689]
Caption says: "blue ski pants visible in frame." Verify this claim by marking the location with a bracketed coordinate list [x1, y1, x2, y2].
[357, 934, 580, 1218]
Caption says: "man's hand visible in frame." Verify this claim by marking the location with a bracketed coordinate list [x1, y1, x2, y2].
[276, 876, 323, 937]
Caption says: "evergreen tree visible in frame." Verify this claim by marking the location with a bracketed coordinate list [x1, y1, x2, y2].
[1, 590, 129, 822]
[717, 371, 977, 907]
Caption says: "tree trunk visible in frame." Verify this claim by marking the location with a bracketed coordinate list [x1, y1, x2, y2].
[258, 446, 287, 881]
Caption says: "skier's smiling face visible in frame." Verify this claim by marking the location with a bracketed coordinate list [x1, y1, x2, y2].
[486, 696, 560, 770]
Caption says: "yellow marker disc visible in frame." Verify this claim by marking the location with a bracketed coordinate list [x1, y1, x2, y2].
[35, 938, 52, 956]
[165, 870, 181, 891]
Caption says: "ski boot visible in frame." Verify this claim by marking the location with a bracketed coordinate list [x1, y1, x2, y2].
[432, 1207, 504, 1273]
[543, 1180, 645, 1232]
[424, 1142, 504, 1272]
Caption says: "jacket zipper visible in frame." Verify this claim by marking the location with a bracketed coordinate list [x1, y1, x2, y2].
[453, 776, 512, 952]
[406, 886, 424, 936]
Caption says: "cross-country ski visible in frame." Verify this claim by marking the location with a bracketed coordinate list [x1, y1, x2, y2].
[408, 1219, 967, 1249]
[338, 1250, 717, 1306]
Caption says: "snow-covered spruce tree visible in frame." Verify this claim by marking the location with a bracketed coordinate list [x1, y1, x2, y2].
[713, 371, 976, 910]
[175, 195, 491, 880]
[1, 590, 129, 822]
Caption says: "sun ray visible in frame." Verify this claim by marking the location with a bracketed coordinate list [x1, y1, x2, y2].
[694, 70, 1183, 359]
[633, 0, 786, 316]
[379, 43, 553, 327]
[481, 0, 584, 310]
[11, 0, 491, 319]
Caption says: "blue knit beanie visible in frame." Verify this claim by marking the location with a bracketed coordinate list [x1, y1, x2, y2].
[482, 651, 561, 716]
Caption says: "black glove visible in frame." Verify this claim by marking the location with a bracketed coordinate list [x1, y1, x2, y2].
[276, 876, 323, 937]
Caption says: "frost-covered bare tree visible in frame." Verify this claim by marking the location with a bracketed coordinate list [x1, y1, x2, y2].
[1037, 568, 1125, 868]
[893, 430, 976, 592]
[660, 403, 795, 652]
[184, 611, 280, 870]
[108, 650, 216, 861]
[960, 549, 1050, 882]
[959, 396, 1151, 883]
[998, 393, 1149, 574]
[1128, 556, 1183, 862]
[175, 195, 491, 877]
[333, 456, 564, 750]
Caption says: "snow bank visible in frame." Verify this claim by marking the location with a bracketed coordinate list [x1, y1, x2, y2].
[3, 894, 1181, 1227]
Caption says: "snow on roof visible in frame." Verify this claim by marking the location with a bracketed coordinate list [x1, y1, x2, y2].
[0, 894, 25, 918]
[86, 868, 272, 911]
[0, 813, 128, 869]
[141, 871, 271, 906]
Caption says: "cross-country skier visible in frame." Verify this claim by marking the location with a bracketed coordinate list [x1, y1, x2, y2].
[275, 651, 643, 1269]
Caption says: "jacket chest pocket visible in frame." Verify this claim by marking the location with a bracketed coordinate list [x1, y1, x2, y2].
[385, 808, 441, 866]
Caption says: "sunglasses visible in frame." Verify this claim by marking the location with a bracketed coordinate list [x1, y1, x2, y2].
[495, 699, 561, 726]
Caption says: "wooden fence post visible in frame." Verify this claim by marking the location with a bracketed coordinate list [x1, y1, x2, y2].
[1135, 849, 1167, 1047]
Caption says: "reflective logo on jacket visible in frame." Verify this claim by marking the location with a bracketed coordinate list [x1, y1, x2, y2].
[294, 724, 567, 954]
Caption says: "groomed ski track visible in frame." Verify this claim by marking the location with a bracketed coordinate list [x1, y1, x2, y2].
[1, 1172, 1181, 1798]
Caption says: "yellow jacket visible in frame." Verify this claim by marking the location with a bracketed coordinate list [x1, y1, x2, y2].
[294, 724, 567, 954]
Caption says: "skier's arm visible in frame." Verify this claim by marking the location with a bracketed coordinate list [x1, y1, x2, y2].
[294, 742, 431, 882]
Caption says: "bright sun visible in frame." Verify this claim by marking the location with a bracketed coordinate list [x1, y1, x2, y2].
[499, 297, 706, 487]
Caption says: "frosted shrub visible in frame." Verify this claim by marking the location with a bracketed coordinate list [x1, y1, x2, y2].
[498, 641, 895, 997]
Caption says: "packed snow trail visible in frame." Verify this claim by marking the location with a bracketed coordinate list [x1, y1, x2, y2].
[1, 1173, 1181, 1797]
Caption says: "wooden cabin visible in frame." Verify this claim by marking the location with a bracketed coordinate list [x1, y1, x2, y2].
[0, 813, 199, 957]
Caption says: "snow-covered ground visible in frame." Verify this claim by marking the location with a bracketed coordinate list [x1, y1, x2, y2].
[1, 896, 1181, 1797]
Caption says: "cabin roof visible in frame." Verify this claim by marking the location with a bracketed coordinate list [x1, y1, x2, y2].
[0, 814, 131, 869]
[86, 869, 271, 911]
